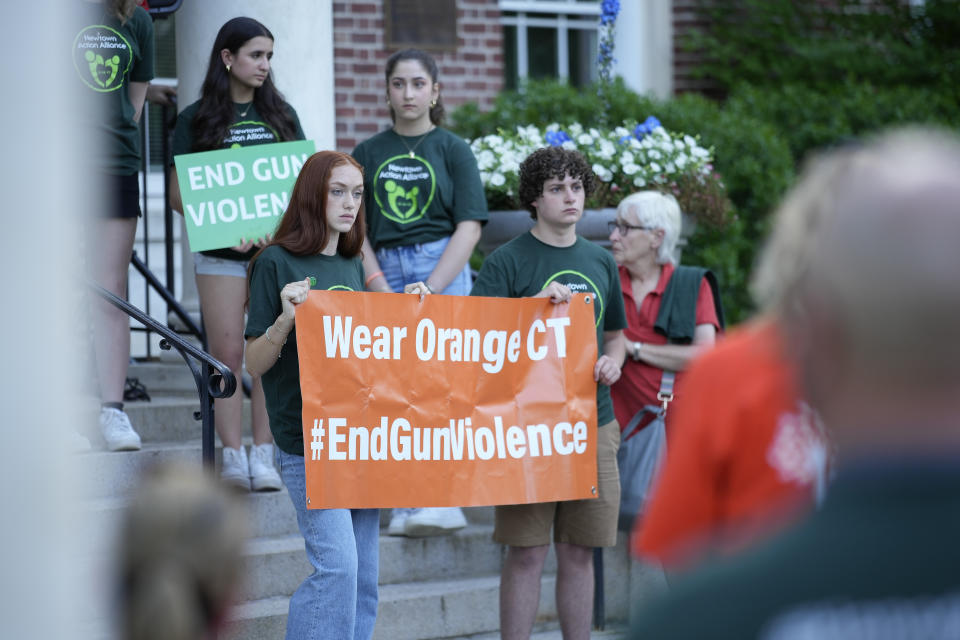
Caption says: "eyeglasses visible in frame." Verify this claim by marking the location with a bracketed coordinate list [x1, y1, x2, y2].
[607, 221, 654, 235]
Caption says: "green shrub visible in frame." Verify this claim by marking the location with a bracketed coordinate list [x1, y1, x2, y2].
[726, 83, 960, 165]
[450, 77, 658, 141]
[687, 0, 960, 98]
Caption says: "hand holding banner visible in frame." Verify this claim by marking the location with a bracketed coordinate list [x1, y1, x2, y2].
[295, 291, 600, 509]
[175, 140, 316, 252]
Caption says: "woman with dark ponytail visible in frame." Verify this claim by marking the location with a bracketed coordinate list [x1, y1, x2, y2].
[352, 48, 488, 538]
[170, 17, 305, 492]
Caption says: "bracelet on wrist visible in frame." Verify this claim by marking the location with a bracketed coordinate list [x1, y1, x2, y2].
[364, 270, 383, 287]
[633, 340, 643, 361]
[424, 282, 435, 294]
[265, 325, 288, 348]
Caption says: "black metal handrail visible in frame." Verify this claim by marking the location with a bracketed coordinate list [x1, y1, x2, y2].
[129, 250, 208, 351]
[90, 281, 236, 468]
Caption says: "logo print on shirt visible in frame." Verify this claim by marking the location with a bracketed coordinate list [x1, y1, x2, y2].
[224, 121, 279, 148]
[328, 285, 355, 291]
[766, 402, 828, 491]
[542, 270, 604, 328]
[74, 25, 133, 92]
[373, 156, 436, 224]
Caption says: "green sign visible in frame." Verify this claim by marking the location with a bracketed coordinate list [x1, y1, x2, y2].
[175, 140, 316, 252]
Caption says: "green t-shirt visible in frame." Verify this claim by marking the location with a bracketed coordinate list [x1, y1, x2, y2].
[470, 232, 627, 426]
[74, 5, 155, 174]
[351, 127, 488, 250]
[245, 246, 365, 456]
[173, 99, 305, 260]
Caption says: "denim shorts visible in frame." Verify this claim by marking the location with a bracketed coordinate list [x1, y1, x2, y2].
[193, 252, 248, 278]
[375, 235, 472, 295]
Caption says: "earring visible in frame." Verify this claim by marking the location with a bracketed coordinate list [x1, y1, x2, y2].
[226, 64, 231, 73]
[430, 99, 437, 108]
[385, 98, 391, 106]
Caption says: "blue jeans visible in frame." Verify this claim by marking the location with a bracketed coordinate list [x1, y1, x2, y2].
[375, 235, 472, 295]
[277, 449, 380, 640]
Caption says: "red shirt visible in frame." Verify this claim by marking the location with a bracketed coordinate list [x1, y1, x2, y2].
[633, 318, 827, 569]
[610, 263, 720, 429]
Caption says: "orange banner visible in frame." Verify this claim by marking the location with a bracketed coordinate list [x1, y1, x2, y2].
[296, 291, 600, 509]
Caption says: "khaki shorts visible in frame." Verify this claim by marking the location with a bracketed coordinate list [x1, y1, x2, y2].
[493, 420, 621, 548]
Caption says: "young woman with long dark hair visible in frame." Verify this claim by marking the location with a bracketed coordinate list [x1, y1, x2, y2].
[169, 17, 304, 491]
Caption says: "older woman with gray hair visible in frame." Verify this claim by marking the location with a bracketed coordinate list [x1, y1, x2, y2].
[607, 191, 724, 436]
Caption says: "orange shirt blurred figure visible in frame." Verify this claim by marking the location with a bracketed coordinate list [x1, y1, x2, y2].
[633, 317, 828, 570]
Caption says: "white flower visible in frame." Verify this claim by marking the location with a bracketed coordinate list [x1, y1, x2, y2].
[592, 163, 613, 182]
[468, 119, 719, 208]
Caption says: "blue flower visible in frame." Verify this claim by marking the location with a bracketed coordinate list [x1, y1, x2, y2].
[634, 116, 663, 139]
[600, 0, 620, 25]
[545, 130, 572, 147]
[618, 135, 632, 145]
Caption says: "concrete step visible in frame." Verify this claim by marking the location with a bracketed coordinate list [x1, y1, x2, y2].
[225, 574, 559, 640]
[81, 440, 203, 499]
[127, 358, 206, 396]
[225, 537, 642, 640]
[239, 524, 508, 601]
[456, 626, 627, 639]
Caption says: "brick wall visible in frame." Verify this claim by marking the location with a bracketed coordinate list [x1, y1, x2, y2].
[333, 0, 503, 152]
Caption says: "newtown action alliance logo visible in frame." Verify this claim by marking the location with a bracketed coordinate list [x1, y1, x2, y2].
[373, 155, 437, 224]
[73, 25, 133, 92]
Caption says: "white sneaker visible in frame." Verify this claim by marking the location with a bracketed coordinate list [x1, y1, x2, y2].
[388, 508, 414, 536]
[221, 446, 250, 491]
[403, 507, 468, 537]
[249, 443, 282, 492]
[99, 408, 141, 452]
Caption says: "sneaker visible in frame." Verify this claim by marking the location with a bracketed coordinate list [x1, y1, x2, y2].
[388, 508, 415, 536]
[221, 446, 250, 491]
[403, 507, 467, 537]
[99, 407, 142, 452]
[249, 443, 282, 492]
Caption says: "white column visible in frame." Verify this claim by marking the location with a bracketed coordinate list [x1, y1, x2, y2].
[3, 2, 84, 638]
[614, 0, 673, 99]
[173, 1, 335, 323]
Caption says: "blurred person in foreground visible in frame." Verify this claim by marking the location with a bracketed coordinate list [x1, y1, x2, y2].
[631, 127, 960, 638]
[118, 463, 248, 640]
[632, 145, 842, 570]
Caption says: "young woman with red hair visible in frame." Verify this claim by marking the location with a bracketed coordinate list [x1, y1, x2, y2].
[244, 150, 427, 640]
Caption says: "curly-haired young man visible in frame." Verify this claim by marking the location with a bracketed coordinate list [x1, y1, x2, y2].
[471, 146, 627, 640]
